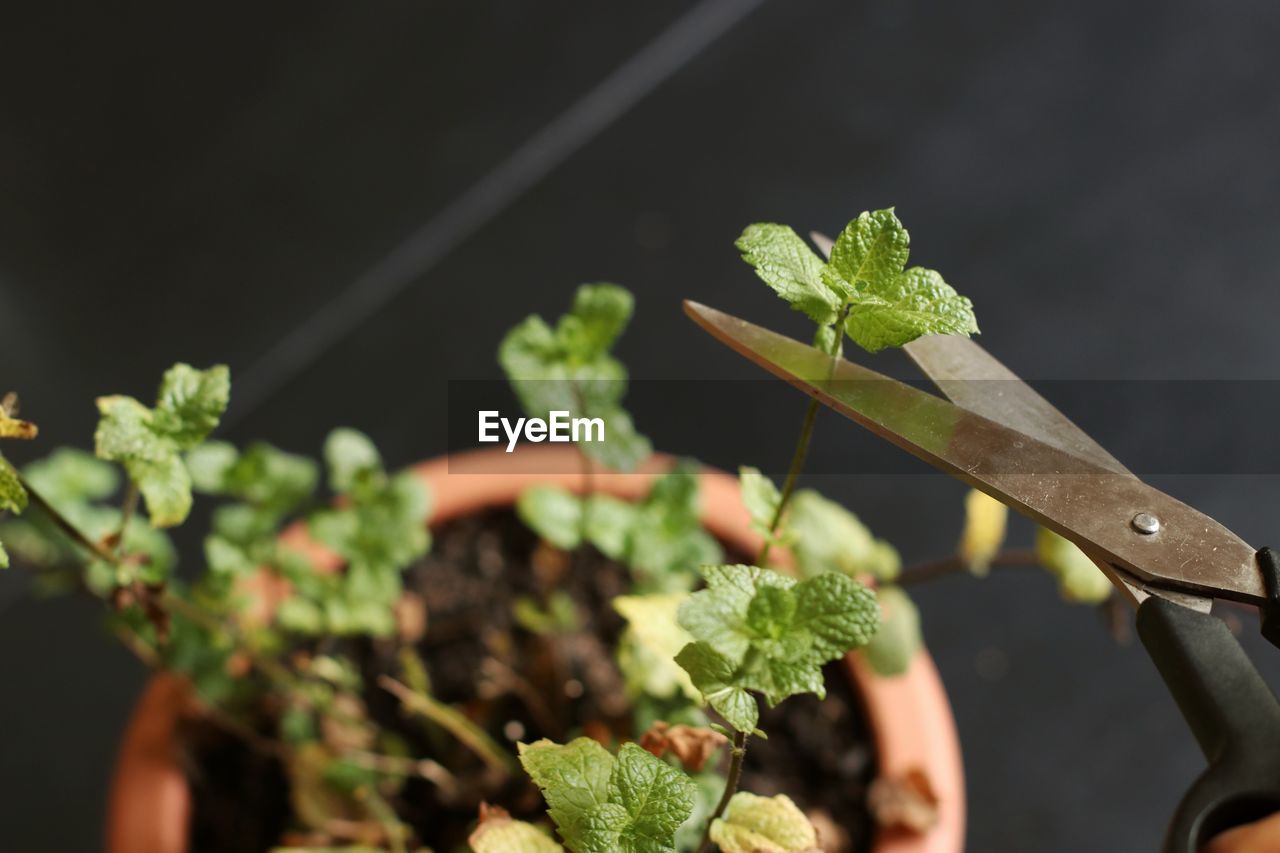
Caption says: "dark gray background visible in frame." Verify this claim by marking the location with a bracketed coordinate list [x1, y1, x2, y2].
[3, 1, 1280, 849]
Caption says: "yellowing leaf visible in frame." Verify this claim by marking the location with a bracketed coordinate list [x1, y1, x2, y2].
[859, 585, 922, 677]
[710, 792, 818, 853]
[788, 490, 899, 581]
[1035, 528, 1112, 604]
[614, 592, 699, 701]
[469, 803, 564, 853]
[958, 489, 1008, 575]
[0, 455, 27, 515]
[93, 364, 229, 528]
[0, 410, 37, 440]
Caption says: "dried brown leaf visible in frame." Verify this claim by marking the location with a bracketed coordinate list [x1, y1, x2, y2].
[807, 808, 851, 853]
[394, 591, 428, 644]
[867, 768, 939, 833]
[0, 394, 36, 439]
[639, 720, 728, 773]
[320, 693, 376, 753]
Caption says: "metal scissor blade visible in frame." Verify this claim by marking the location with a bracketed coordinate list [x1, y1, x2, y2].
[685, 300, 1262, 604]
[903, 335, 1130, 475]
[897, 333, 1180, 606]
[808, 231, 1130, 476]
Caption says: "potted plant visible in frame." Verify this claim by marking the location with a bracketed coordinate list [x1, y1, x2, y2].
[0, 209, 1112, 852]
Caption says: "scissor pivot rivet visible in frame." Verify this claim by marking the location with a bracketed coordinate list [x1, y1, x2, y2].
[1131, 512, 1161, 535]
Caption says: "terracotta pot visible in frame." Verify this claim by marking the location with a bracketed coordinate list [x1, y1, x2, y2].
[108, 445, 965, 853]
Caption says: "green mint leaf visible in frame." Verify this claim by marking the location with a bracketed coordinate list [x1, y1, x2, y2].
[519, 737, 615, 850]
[793, 571, 881, 658]
[738, 466, 782, 537]
[521, 739, 696, 853]
[0, 454, 27, 515]
[843, 265, 979, 353]
[189, 441, 317, 521]
[499, 315, 576, 416]
[859, 585, 922, 677]
[184, 441, 239, 493]
[591, 742, 695, 853]
[276, 596, 326, 635]
[678, 564, 790, 661]
[556, 283, 634, 360]
[514, 590, 581, 636]
[739, 210, 980, 356]
[625, 462, 720, 591]
[788, 489, 900, 581]
[745, 585, 795, 638]
[21, 448, 118, 507]
[95, 396, 166, 463]
[323, 428, 382, 494]
[0, 538, 8, 568]
[736, 223, 839, 325]
[677, 565, 878, 716]
[203, 534, 255, 576]
[614, 592, 699, 701]
[308, 468, 430, 624]
[823, 208, 911, 300]
[93, 364, 228, 528]
[151, 363, 230, 449]
[710, 792, 818, 853]
[674, 641, 758, 733]
[1036, 527, 1112, 604]
[4, 450, 174, 582]
[581, 406, 651, 473]
[129, 454, 193, 528]
[582, 495, 637, 560]
[517, 485, 585, 550]
[499, 284, 649, 472]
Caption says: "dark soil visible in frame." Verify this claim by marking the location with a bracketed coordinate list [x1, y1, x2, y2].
[181, 507, 877, 852]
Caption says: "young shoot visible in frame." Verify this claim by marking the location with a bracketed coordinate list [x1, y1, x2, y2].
[499, 282, 651, 473]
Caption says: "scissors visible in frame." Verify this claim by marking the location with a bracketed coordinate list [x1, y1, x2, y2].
[684, 297, 1280, 852]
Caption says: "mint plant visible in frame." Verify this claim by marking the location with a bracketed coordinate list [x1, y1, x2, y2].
[0, 208, 1120, 853]
[500, 282, 651, 473]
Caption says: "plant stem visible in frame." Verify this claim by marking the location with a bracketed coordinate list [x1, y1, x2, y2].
[19, 476, 116, 564]
[895, 548, 1039, 586]
[378, 675, 516, 776]
[696, 729, 748, 853]
[571, 382, 596, 547]
[756, 398, 819, 566]
[754, 307, 850, 567]
[111, 480, 140, 557]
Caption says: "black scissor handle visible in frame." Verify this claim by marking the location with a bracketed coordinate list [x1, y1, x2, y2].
[1137, 595, 1280, 852]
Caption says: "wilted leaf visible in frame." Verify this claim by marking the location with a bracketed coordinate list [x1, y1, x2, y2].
[639, 720, 727, 773]
[469, 803, 565, 853]
[710, 792, 819, 853]
[867, 768, 939, 833]
[614, 592, 698, 701]
[859, 585, 922, 677]
[1035, 528, 1112, 604]
[958, 489, 1007, 575]
[788, 490, 899, 582]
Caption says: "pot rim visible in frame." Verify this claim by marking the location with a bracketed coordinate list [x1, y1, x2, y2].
[107, 444, 964, 853]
